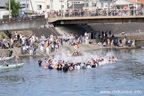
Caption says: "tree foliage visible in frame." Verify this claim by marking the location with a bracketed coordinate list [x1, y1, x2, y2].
[5, 0, 20, 17]
[1, 33, 7, 39]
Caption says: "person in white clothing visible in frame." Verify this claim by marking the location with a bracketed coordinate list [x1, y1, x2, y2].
[75, 64, 80, 70]
[131, 39, 135, 47]
[46, 46, 50, 54]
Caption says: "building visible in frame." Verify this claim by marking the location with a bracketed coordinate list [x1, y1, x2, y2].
[67, 0, 84, 7]
[20, 0, 69, 13]
[67, 0, 84, 10]
[129, 0, 142, 7]
[0, 0, 9, 19]
[51, 0, 68, 11]
[83, 0, 112, 11]
[20, 0, 49, 13]
[114, 0, 142, 9]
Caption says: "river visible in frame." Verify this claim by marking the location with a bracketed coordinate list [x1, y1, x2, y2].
[0, 48, 144, 96]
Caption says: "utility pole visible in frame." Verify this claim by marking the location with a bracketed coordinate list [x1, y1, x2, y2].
[135, 0, 136, 8]
[25, 0, 27, 12]
[30, 0, 34, 13]
[85, 0, 87, 16]
[59, 0, 63, 17]
[9, 0, 11, 19]
[95, 0, 97, 13]
[51, 0, 53, 11]
[73, 0, 74, 11]
[86, 0, 87, 11]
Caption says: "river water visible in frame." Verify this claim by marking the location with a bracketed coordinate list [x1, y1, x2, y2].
[0, 48, 144, 96]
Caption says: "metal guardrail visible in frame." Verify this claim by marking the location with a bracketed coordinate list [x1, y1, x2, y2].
[0, 15, 45, 24]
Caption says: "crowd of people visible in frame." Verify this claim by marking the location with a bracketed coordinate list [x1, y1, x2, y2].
[0, 30, 136, 56]
[0, 32, 90, 55]
[38, 55, 118, 72]
[48, 7, 144, 17]
[97, 38, 135, 47]
[84, 31, 135, 47]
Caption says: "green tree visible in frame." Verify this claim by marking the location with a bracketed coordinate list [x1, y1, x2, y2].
[5, 0, 20, 18]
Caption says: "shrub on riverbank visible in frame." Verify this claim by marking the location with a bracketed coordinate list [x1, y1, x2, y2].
[1, 32, 7, 38]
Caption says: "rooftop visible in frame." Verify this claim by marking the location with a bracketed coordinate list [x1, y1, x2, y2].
[129, 0, 144, 4]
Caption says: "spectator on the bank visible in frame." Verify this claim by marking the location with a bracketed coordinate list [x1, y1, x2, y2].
[0, 40, 1, 48]
[26, 45, 29, 54]
[114, 38, 118, 46]
[127, 39, 131, 47]
[2, 38, 6, 49]
[33, 46, 37, 55]
[103, 42, 107, 47]
[46, 46, 50, 54]
[112, 34, 115, 38]
[40, 44, 44, 53]
[102, 31, 104, 38]
[51, 44, 55, 52]
[29, 45, 33, 55]
[122, 38, 126, 47]
[109, 31, 112, 37]
[22, 46, 26, 54]
[131, 39, 135, 47]
[111, 40, 114, 46]
[8, 48, 13, 57]
[107, 38, 110, 46]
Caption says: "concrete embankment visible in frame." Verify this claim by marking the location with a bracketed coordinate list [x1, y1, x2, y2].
[0, 42, 141, 57]
[65, 43, 140, 53]
[89, 23, 144, 34]
[0, 48, 21, 57]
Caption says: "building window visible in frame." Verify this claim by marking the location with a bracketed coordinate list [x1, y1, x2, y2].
[62, 5, 64, 8]
[37, 5, 42, 10]
[101, 3, 103, 8]
[47, 5, 50, 9]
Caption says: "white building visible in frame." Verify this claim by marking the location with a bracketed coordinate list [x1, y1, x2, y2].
[20, 0, 50, 13]
[83, 0, 112, 11]
[0, 9, 9, 19]
[51, 0, 68, 11]
[0, 0, 9, 19]
[67, 0, 84, 7]
[20, 0, 69, 13]
[115, 0, 141, 8]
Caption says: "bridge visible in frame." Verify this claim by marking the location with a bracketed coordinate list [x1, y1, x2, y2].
[48, 9, 144, 25]
[0, 16, 46, 31]
[48, 16, 144, 25]
[0, 9, 144, 31]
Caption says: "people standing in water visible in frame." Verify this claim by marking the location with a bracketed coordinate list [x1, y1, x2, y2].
[40, 55, 118, 72]
[43, 61, 48, 69]
[63, 64, 69, 72]
[38, 59, 43, 66]
[69, 64, 74, 71]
